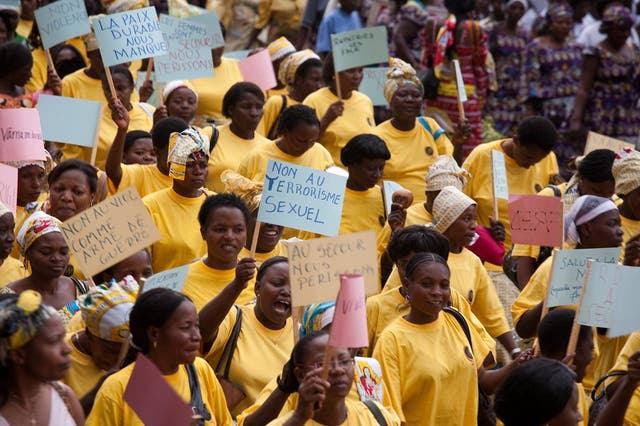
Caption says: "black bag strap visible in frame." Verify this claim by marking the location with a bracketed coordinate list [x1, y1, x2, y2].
[209, 126, 219, 153]
[545, 184, 561, 197]
[267, 95, 288, 140]
[443, 306, 473, 350]
[186, 363, 212, 423]
[363, 399, 388, 426]
[590, 370, 627, 402]
[215, 305, 243, 378]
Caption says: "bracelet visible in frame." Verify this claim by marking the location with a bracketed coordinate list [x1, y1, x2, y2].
[510, 348, 523, 359]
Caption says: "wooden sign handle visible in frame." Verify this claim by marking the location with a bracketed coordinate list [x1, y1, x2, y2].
[249, 220, 261, 258]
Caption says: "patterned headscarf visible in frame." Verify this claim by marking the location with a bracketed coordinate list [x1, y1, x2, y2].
[80, 277, 138, 342]
[2, 149, 53, 175]
[221, 170, 263, 212]
[433, 14, 457, 69]
[300, 302, 335, 338]
[425, 155, 471, 191]
[167, 127, 209, 180]
[545, 3, 572, 27]
[0, 290, 56, 365]
[106, 0, 148, 13]
[602, 4, 633, 27]
[267, 37, 296, 62]
[612, 148, 640, 196]
[383, 58, 424, 104]
[16, 211, 62, 256]
[278, 49, 320, 87]
[432, 186, 476, 233]
[564, 195, 618, 246]
[162, 80, 198, 104]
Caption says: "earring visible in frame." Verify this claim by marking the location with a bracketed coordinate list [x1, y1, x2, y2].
[152, 340, 157, 349]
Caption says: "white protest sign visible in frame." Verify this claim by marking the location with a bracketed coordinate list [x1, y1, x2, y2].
[142, 263, 190, 293]
[453, 59, 467, 102]
[34, 0, 91, 49]
[491, 150, 508, 200]
[330, 26, 388, 72]
[382, 180, 403, 216]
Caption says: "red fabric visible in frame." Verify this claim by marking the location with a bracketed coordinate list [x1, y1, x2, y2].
[467, 226, 505, 265]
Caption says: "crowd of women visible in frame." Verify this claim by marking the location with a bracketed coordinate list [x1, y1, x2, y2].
[2, 0, 640, 424]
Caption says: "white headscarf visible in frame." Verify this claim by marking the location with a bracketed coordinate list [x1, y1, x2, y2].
[564, 195, 618, 246]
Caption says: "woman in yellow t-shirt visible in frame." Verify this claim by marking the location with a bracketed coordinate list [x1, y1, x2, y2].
[86, 288, 233, 426]
[0, 203, 27, 287]
[207, 82, 271, 193]
[604, 331, 640, 425]
[199, 256, 293, 417]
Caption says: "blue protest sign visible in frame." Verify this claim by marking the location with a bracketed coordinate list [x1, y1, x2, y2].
[37, 95, 101, 148]
[34, 0, 90, 49]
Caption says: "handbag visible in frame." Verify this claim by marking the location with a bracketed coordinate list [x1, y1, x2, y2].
[588, 370, 627, 426]
[186, 363, 213, 426]
[215, 305, 247, 411]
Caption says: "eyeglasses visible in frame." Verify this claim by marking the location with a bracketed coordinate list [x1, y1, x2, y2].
[299, 357, 355, 370]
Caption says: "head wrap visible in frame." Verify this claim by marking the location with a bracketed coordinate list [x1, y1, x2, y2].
[278, 49, 320, 87]
[383, 58, 424, 104]
[106, 0, 148, 13]
[162, 80, 198, 104]
[432, 186, 477, 233]
[0, 201, 11, 219]
[0, 290, 56, 365]
[564, 195, 618, 246]
[612, 148, 640, 196]
[167, 127, 209, 180]
[425, 155, 471, 191]
[506, 0, 528, 8]
[2, 149, 53, 175]
[221, 170, 263, 212]
[602, 4, 633, 27]
[80, 277, 138, 342]
[16, 211, 62, 256]
[300, 302, 334, 338]
[267, 37, 295, 62]
[545, 3, 572, 27]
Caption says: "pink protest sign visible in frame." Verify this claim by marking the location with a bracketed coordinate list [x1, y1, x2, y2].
[123, 354, 194, 426]
[0, 109, 46, 162]
[0, 164, 17, 216]
[329, 274, 368, 348]
[238, 49, 277, 91]
[508, 194, 563, 247]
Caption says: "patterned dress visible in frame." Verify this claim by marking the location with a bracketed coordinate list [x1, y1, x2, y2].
[389, 0, 430, 64]
[584, 44, 640, 144]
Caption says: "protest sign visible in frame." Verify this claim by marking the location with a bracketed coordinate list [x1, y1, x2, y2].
[223, 50, 251, 60]
[187, 12, 224, 48]
[508, 194, 563, 247]
[547, 247, 620, 308]
[59, 186, 161, 277]
[0, 109, 46, 162]
[381, 180, 403, 216]
[0, 0, 19, 11]
[34, 0, 90, 49]
[0, 164, 17, 216]
[154, 14, 213, 82]
[142, 264, 190, 293]
[329, 274, 368, 348]
[583, 131, 635, 155]
[93, 7, 168, 67]
[330, 26, 388, 72]
[238, 49, 277, 91]
[257, 159, 346, 236]
[354, 357, 384, 402]
[359, 67, 389, 106]
[37, 95, 101, 149]
[288, 231, 378, 306]
[453, 59, 467, 103]
[491, 150, 509, 200]
[124, 354, 194, 426]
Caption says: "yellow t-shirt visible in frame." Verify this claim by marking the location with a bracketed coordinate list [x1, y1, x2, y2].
[142, 188, 208, 273]
[16, 18, 33, 39]
[376, 203, 433, 263]
[303, 88, 374, 167]
[238, 242, 285, 267]
[182, 259, 256, 312]
[511, 255, 555, 328]
[584, 333, 629, 396]
[372, 118, 453, 205]
[462, 139, 559, 268]
[266, 398, 400, 426]
[26, 38, 88, 94]
[63, 334, 104, 399]
[61, 67, 104, 101]
[620, 215, 640, 262]
[205, 304, 293, 417]
[86, 357, 233, 426]
[108, 165, 172, 197]
[206, 124, 271, 193]
[0, 257, 27, 287]
[257, 94, 299, 138]
[609, 331, 640, 425]
[373, 314, 483, 425]
[190, 58, 244, 125]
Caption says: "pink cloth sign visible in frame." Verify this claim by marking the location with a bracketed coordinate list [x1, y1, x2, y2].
[0, 164, 17, 216]
[508, 194, 563, 247]
[238, 49, 277, 91]
[329, 274, 368, 348]
[0, 109, 46, 162]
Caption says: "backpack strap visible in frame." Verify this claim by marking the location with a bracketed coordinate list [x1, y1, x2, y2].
[215, 305, 243, 378]
[545, 184, 561, 197]
[443, 306, 473, 350]
[186, 363, 212, 423]
[209, 126, 219, 154]
[267, 95, 288, 140]
[363, 399, 388, 426]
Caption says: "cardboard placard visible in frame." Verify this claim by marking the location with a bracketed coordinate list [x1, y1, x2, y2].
[0, 164, 17, 216]
[288, 231, 378, 306]
[491, 150, 509, 200]
[37, 95, 102, 147]
[0, 109, 46, 162]
[257, 159, 346, 236]
[330, 26, 388, 72]
[583, 131, 635, 155]
[34, 0, 91, 49]
[93, 7, 168, 67]
[187, 12, 225, 49]
[238, 49, 277, 91]
[329, 274, 368, 348]
[508, 194, 563, 247]
[359, 67, 389, 106]
[142, 263, 190, 293]
[59, 186, 161, 277]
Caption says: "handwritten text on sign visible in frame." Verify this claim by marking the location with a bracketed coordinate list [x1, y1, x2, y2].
[330, 26, 388, 72]
[547, 247, 620, 308]
[142, 264, 190, 293]
[491, 150, 509, 200]
[0, 109, 46, 162]
[508, 194, 563, 247]
[94, 7, 168, 66]
[34, 0, 90, 49]
[359, 67, 390, 106]
[287, 231, 378, 306]
[187, 12, 225, 49]
[59, 186, 161, 277]
[258, 160, 346, 236]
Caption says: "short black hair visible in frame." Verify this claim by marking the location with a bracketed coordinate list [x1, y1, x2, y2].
[578, 149, 616, 183]
[341, 134, 390, 166]
[0, 42, 32, 78]
[151, 117, 188, 150]
[444, 0, 475, 15]
[291, 329, 329, 366]
[516, 116, 558, 151]
[221, 82, 264, 118]
[48, 159, 98, 194]
[108, 65, 134, 88]
[538, 308, 592, 359]
[198, 193, 251, 228]
[256, 256, 288, 282]
[405, 252, 449, 280]
[277, 104, 320, 135]
[387, 225, 450, 262]
[295, 58, 323, 82]
[124, 130, 153, 153]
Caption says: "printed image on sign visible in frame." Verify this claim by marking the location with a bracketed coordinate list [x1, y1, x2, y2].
[0, 109, 46, 162]
[359, 67, 389, 106]
[142, 264, 190, 293]
[37, 95, 102, 148]
[59, 186, 161, 277]
[547, 247, 620, 308]
[155, 14, 213, 82]
[354, 357, 384, 402]
[508, 194, 563, 247]
[583, 131, 635, 155]
[238, 49, 277, 91]
[187, 12, 225, 49]
[288, 231, 378, 306]
[34, 0, 90, 49]
[0, 164, 17, 215]
[94, 7, 168, 67]
[329, 274, 368, 348]
[491, 150, 509, 200]
[257, 159, 346, 236]
[330, 26, 388, 72]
